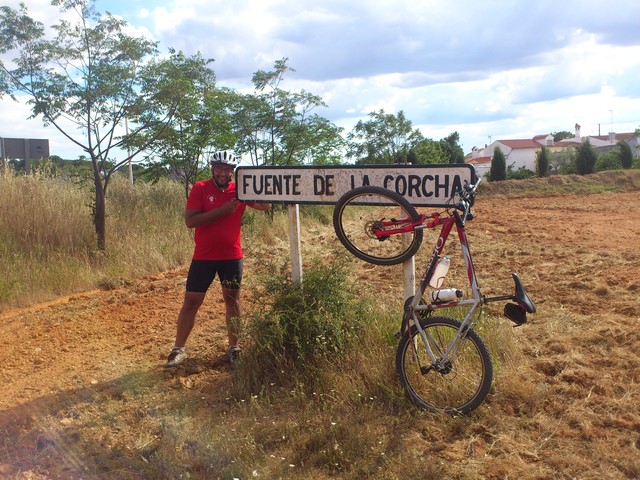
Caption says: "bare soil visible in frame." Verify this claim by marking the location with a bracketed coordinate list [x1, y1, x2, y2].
[1, 186, 640, 479]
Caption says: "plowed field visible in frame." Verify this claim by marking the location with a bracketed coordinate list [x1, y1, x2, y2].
[1, 183, 639, 479]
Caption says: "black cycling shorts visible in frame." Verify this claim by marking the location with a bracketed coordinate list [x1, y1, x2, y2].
[185, 259, 243, 292]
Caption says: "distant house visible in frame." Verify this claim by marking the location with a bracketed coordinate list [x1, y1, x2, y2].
[0, 137, 50, 171]
[467, 124, 639, 178]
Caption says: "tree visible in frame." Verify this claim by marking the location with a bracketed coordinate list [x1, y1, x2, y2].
[552, 131, 574, 142]
[548, 149, 576, 174]
[535, 146, 550, 177]
[233, 58, 341, 167]
[412, 137, 446, 165]
[346, 110, 423, 164]
[575, 140, 597, 175]
[618, 140, 634, 169]
[0, 0, 187, 249]
[127, 50, 235, 199]
[438, 131, 465, 164]
[595, 149, 622, 172]
[490, 146, 506, 181]
[296, 116, 345, 165]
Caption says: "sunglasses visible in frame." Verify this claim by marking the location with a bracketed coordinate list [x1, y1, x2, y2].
[212, 164, 234, 172]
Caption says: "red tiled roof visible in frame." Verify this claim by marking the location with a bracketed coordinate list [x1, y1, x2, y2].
[532, 134, 550, 141]
[466, 156, 491, 165]
[495, 131, 637, 150]
[497, 139, 541, 149]
[590, 132, 637, 142]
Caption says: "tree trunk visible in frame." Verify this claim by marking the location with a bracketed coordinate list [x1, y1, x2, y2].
[94, 177, 106, 251]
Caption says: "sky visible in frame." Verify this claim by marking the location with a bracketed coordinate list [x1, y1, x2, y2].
[2, 0, 640, 161]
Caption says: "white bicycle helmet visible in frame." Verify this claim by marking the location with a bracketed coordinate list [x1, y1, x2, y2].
[209, 150, 238, 167]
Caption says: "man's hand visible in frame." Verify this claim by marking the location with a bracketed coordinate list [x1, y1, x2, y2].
[184, 200, 238, 228]
[218, 199, 238, 215]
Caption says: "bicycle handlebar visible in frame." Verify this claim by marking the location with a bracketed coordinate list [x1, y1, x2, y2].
[454, 178, 481, 220]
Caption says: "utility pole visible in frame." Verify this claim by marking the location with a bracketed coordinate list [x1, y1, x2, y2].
[125, 116, 133, 189]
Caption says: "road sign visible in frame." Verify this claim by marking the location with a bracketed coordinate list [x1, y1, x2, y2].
[236, 164, 476, 206]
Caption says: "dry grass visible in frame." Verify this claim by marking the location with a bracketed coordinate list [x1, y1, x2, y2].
[1, 168, 640, 479]
[0, 166, 193, 308]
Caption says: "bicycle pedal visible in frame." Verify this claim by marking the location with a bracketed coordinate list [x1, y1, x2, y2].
[504, 302, 527, 326]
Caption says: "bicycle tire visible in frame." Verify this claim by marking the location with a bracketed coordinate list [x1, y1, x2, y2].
[396, 316, 493, 415]
[333, 186, 423, 266]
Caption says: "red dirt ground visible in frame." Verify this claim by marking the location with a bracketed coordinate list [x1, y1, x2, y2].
[1, 187, 639, 479]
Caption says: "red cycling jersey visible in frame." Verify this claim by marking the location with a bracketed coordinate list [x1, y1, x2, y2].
[186, 179, 248, 260]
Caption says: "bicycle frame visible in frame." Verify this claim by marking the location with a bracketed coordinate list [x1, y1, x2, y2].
[403, 209, 484, 366]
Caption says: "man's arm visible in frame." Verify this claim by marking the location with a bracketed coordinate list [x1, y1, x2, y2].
[247, 202, 271, 212]
[184, 200, 239, 229]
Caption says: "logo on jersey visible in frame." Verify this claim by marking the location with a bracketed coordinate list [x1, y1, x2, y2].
[208, 195, 215, 203]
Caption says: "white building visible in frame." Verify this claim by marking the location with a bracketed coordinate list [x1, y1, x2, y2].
[467, 123, 639, 178]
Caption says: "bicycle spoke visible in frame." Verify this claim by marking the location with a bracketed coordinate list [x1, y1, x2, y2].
[333, 186, 423, 265]
[397, 317, 492, 414]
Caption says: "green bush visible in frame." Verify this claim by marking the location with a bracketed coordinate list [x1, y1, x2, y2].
[507, 164, 535, 180]
[575, 140, 597, 175]
[595, 150, 623, 172]
[237, 256, 370, 391]
[490, 147, 506, 181]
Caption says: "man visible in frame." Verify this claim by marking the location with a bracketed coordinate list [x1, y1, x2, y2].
[165, 150, 270, 368]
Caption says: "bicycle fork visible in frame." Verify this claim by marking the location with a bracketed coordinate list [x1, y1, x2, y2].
[408, 303, 482, 373]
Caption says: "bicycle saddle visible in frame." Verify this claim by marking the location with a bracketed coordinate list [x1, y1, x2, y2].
[512, 273, 536, 314]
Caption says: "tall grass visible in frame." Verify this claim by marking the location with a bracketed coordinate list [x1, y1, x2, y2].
[233, 256, 401, 402]
[0, 166, 559, 479]
[0, 166, 193, 309]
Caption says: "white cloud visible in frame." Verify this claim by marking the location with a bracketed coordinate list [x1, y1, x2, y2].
[2, 0, 640, 160]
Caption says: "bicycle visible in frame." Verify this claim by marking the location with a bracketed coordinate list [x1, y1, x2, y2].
[333, 179, 536, 415]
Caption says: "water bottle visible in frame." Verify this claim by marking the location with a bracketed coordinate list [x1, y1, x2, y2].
[430, 288, 463, 303]
[428, 256, 450, 289]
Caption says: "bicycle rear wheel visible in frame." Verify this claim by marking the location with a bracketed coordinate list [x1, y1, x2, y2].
[396, 316, 493, 415]
[333, 186, 423, 266]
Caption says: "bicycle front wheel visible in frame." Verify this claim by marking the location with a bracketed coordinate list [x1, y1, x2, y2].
[333, 186, 423, 266]
[396, 316, 493, 415]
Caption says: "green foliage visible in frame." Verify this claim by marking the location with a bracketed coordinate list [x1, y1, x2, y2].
[549, 149, 577, 174]
[507, 164, 535, 180]
[296, 116, 346, 165]
[346, 110, 460, 165]
[575, 140, 597, 175]
[535, 146, 550, 177]
[347, 109, 423, 164]
[552, 131, 574, 141]
[239, 257, 369, 391]
[490, 146, 507, 181]
[0, 0, 195, 249]
[618, 140, 634, 169]
[438, 131, 466, 164]
[232, 58, 343, 167]
[595, 149, 623, 172]
[128, 49, 233, 198]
